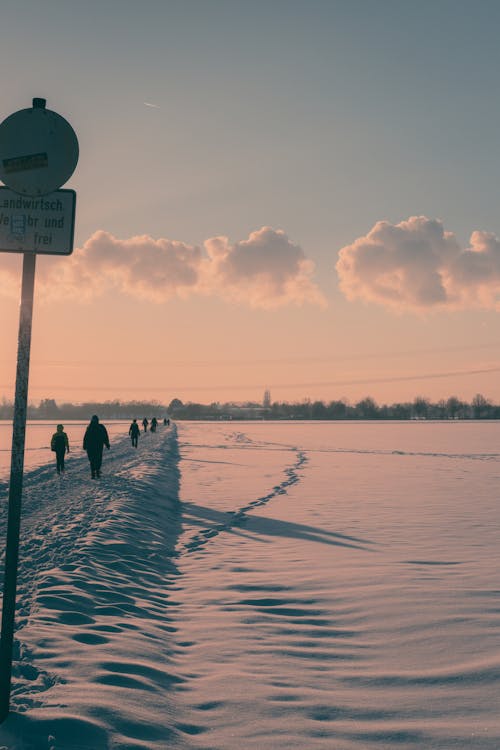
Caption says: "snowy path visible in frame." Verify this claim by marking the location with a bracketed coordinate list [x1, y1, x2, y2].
[0, 426, 185, 750]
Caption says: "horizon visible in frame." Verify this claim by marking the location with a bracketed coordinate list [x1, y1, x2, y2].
[0, 391, 496, 411]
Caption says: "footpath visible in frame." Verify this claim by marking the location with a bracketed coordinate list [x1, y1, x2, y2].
[0, 425, 185, 750]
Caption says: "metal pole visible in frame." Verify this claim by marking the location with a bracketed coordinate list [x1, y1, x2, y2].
[0, 252, 36, 722]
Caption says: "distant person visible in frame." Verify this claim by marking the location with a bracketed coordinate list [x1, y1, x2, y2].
[83, 415, 110, 479]
[50, 424, 69, 475]
[129, 418, 140, 448]
[164, 417, 170, 426]
[142, 417, 149, 433]
[150, 417, 158, 433]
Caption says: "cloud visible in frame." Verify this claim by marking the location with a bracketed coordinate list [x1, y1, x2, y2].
[203, 227, 326, 308]
[336, 216, 500, 312]
[57, 231, 204, 303]
[0, 227, 325, 309]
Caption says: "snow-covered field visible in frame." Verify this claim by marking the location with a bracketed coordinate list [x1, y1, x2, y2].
[0, 420, 499, 749]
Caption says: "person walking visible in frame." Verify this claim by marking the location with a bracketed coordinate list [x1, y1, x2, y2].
[150, 417, 158, 433]
[83, 415, 110, 479]
[129, 418, 140, 448]
[142, 417, 149, 433]
[50, 424, 69, 475]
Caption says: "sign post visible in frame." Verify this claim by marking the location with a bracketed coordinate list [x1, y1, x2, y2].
[0, 98, 78, 721]
[0, 252, 36, 721]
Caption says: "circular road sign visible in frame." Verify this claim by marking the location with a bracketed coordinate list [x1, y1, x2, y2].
[0, 99, 79, 196]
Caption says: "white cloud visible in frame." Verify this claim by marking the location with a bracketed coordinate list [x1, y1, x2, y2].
[0, 227, 325, 309]
[336, 216, 500, 312]
[203, 227, 326, 309]
[65, 231, 203, 302]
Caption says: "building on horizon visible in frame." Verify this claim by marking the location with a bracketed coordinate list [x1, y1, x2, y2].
[263, 389, 271, 408]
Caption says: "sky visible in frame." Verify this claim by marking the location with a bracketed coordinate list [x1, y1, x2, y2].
[1, 0, 500, 406]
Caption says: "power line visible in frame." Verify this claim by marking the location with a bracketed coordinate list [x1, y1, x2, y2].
[0, 340, 499, 369]
[1, 364, 500, 394]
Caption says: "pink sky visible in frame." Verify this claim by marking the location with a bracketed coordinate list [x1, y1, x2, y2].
[1, 4, 500, 407]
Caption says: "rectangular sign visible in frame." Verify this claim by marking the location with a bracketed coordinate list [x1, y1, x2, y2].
[2, 153, 48, 173]
[0, 187, 76, 255]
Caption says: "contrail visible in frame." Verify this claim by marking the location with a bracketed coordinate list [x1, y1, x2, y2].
[143, 102, 161, 108]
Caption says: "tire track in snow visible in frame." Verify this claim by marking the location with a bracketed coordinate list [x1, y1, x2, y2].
[181, 449, 307, 555]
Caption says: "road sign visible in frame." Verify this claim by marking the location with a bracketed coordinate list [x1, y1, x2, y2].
[0, 187, 75, 255]
[0, 99, 78, 722]
[0, 99, 78, 196]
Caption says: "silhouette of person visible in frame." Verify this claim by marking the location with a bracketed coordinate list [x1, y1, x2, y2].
[142, 417, 149, 433]
[50, 424, 69, 475]
[129, 418, 140, 448]
[150, 417, 157, 433]
[83, 415, 110, 479]
[166, 417, 170, 427]
[163, 417, 167, 426]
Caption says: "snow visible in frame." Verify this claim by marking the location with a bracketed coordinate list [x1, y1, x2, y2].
[0, 424, 181, 749]
[0, 420, 499, 749]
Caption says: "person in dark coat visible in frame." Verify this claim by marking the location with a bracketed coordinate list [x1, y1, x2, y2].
[150, 417, 158, 433]
[142, 417, 149, 433]
[83, 415, 110, 479]
[50, 424, 69, 474]
[129, 418, 140, 448]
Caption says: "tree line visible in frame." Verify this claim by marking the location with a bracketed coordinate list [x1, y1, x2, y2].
[168, 393, 499, 420]
[0, 398, 168, 420]
[0, 394, 495, 421]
